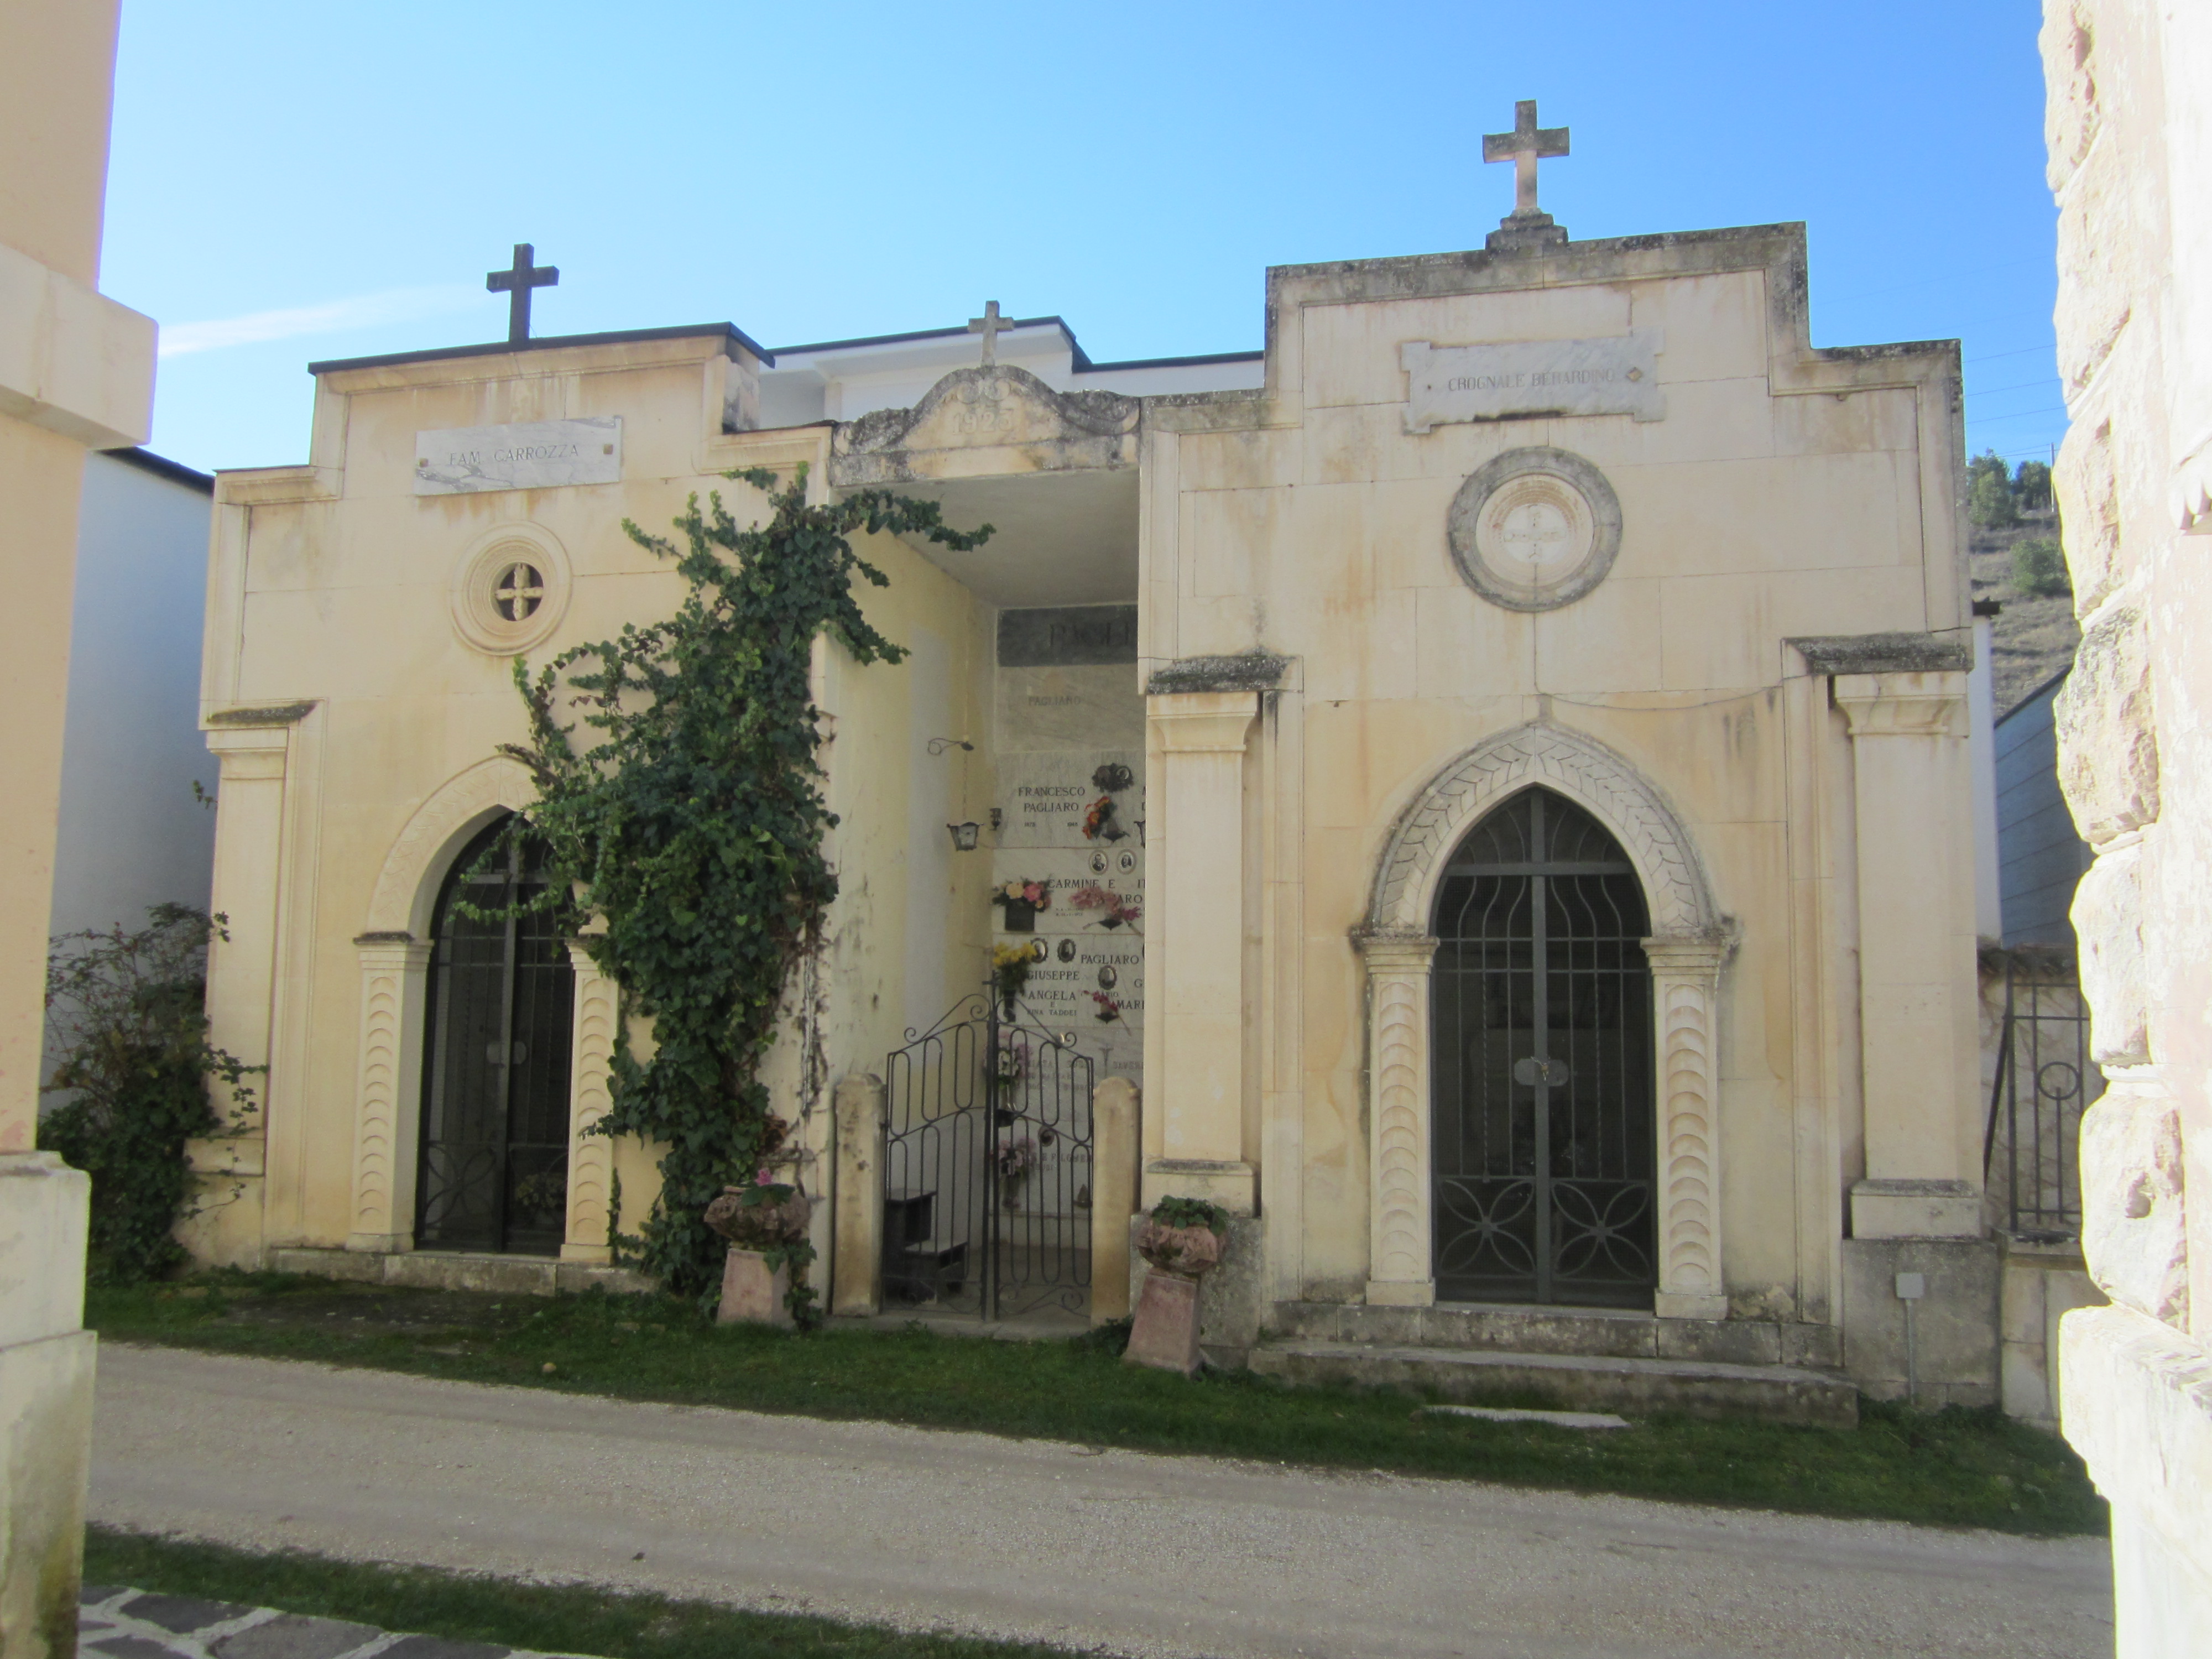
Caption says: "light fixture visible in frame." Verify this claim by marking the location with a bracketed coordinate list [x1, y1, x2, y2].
[946, 821, 981, 852]
[927, 737, 975, 755]
[989, 807, 1003, 832]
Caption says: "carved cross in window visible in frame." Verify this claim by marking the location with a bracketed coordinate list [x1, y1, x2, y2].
[486, 243, 559, 344]
[1483, 101, 1569, 218]
[968, 300, 1014, 366]
[494, 562, 545, 621]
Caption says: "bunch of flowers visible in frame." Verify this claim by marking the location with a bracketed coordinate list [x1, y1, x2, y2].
[991, 940, 1037, 999]
[1081, 796, 1124, 842]
[994, 1135, 1040, 1209]
[1068, 884, 1142, 930]
[1090, 990, 1123, 1023]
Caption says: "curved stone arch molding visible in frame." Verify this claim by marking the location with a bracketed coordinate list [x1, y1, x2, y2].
[364, 756, 540, 940]
[1365, 721, 1717, 940]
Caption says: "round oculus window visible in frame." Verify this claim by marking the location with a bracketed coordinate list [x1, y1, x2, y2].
[451, 529, 572, 655]
[1447, 447, 1623, 612]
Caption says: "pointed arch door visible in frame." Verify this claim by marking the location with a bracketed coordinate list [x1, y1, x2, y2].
[1430, 787, 1656, 1307]
[415, 817, 575, 1255]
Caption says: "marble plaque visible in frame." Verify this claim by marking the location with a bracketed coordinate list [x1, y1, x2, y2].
[1401, 331, 1664, 432]
[414, 416, 623, 495]
[998, 605, 1139, 667]
[995, 751, 1145, 849]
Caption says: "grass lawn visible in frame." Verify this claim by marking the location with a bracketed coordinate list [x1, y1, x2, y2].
[85, 1526, 1079, 1659]
[88, 1273, 2105, 1536]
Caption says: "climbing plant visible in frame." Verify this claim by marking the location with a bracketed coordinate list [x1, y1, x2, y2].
[499, 465, 990, 1306]
[39, 904, 259, 1284]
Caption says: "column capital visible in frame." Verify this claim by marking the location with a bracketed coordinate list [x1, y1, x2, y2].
[1149, 690, 1259, 752]
[1640, 931, 1730, 977]
[353, 932, 432, 971]
[1354, 930, 1441, 972]
[1833, 671, 1968, 738]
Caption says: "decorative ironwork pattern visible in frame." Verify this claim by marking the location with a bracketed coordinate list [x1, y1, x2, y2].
[415, 816, 575, 1256]
[1431, 787, 1657, 1307]
[884, 990, 1097, 1320]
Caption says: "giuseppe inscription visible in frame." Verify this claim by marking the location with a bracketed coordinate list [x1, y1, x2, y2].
[1402, 331, 1665, 432]
[414, 416, 623, 495]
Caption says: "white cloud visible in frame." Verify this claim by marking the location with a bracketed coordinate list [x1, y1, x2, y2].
[157, 284, 485, 357]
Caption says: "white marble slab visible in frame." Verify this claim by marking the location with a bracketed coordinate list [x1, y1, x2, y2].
[413, 416, 622, 494]
[1401, 331, 1665, 431]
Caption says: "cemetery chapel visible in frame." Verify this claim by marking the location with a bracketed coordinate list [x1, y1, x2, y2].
[193, 107, 1991, 1403]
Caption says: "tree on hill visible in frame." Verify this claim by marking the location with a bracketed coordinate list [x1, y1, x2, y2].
[1968, 450, 2018, 528]
[2013, 458, 2053, 513]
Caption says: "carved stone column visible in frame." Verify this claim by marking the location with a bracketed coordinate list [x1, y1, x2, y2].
[1834, 670, 1982, 1238]
[1358, 930, 1438, 1307]
[1643, 934, 1729, 1320]
[347, 933, 431, 1253]
[1144, 690, 1259, 1213]
[561, 943, 619, 1262]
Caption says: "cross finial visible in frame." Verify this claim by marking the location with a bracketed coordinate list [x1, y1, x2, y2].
[1481, 101, 1571, 252]
[968, 300, 1014, 366]
[487, 243, 560, 343]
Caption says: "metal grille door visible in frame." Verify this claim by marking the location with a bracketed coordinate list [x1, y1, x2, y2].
[1431, 787, 1655, 1307]
[416, 817, 575, 1255]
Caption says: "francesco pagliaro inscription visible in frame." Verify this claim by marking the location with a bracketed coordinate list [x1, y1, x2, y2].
[1448, 447, 1623, 613]
[415, 416, 623, 495]
[1402, 331, 1664, 433]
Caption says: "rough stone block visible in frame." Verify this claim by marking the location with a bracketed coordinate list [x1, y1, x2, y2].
[1125, 1270, 1202, 1375]
[1654, 1318, 1782, 1366]
[2055, 416, 2122, 613]
[2079, 1081, 2190, 1327]
[717, 1248, 792, 1328]
[2057, 601, 2160, 842]
[2073, 842, 2150, 1067]
[0, 1152, 89, 1346]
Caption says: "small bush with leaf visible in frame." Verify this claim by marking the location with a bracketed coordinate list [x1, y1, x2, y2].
[2012, 537, 2070, 598]
[1967, 450, 2018, 529]
[39, 904, 257, 1284]
[1150, 1195, 1231, 1235]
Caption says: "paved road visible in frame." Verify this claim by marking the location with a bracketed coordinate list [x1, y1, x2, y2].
[91, 1346, 2112, 1659]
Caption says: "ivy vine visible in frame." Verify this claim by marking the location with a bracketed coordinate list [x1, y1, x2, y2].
[499, 465, 990, 1308]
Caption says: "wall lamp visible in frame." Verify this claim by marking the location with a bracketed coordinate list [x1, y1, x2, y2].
[946, 821, 982, 852]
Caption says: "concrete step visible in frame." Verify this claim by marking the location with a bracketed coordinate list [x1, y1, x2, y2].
[1248, 1339, 1858, 1427]
[1270, 1300, 1843, 1370]
[269, 1245, 653, 1297]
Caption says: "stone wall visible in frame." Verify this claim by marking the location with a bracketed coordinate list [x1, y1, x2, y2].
[2042, 3, 2212, 1650]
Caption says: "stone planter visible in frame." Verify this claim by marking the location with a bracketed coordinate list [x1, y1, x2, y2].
[705, 1184, 813, 1327]
[1125, 1219, 1226, 1375]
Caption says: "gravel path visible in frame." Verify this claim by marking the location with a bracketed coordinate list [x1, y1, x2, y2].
[91, 1345, 2114, 1659]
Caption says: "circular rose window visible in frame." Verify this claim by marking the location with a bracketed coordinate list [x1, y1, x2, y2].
[1447, 447, 1623, 612]
[451, 528, 572, 655]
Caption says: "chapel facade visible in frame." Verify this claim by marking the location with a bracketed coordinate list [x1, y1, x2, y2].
[192, 144, 1996, 1406]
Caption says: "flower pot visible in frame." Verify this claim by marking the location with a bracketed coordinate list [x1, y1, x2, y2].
[1134, 1219, 1223, 1279]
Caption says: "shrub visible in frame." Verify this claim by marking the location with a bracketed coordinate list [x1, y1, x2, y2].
[1968, 465, 2018, 529]
[2013, 458, 2054, 513]
[39, 905, 257, 1284]
[2012, 537, 2070, 598]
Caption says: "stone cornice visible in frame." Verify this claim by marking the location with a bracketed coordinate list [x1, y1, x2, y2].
[1789, 632, 1973, 675]
[1144, 652, 1291, 695]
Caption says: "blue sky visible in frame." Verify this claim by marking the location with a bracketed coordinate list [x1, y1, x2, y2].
[104, 2, 2062, 476]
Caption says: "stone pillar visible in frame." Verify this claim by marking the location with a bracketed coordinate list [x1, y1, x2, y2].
[204, 726, 291, 1125]
[831, 1072, 885, 1316]
[1357, 930, 1438, 1307]
[1090, 1077, 1141, 1322]
[1142, 691, 1258, 1213]
[561, 944, 618, 1262]
[1834, 671, 1983, 1238]
[346, 935, 430, 1253]
[1643, 935, 1728, 1319]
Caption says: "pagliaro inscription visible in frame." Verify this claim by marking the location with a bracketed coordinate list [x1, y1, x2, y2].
[997, 604, 1139, 667]
[1402, 331, 1665, 432]
[414, 416, 623, 495]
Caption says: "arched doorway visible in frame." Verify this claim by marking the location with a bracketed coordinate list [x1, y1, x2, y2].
[1430, 786, 1656, 1307]
[415, 816, 575, 1254]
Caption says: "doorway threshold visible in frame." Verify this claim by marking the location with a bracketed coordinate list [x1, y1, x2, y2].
[268, 1245, 653, 1298]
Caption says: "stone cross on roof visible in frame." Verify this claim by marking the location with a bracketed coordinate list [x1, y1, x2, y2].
[968, 300, 1014, 366]
[1481, 101, 1571, 253]
[487, 243, 559, 344]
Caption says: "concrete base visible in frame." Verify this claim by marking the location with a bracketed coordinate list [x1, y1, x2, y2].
[268, 1246, 654, 1297]
[2060, 1306, 2212, 1659]
[0, 1152, 95, 1659]
[717, 1248, 792, 1327]
[2000, 1239, 2105, 1429]
[1249, 1340, 1857, 1426]
[1124, 1270, 1202, 1375]
[1840, 1235, 2001, 1407]
[1850, 1178, 1983, 1239]
[1270, 1300, 1843, 1369]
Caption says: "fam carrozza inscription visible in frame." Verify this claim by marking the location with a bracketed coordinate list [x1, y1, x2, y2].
[414, 416, 623, 495]
[1401, 331, 1664, 432]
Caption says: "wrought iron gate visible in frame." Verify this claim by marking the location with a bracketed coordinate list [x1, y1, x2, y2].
[1984, 951, 2101, 1242]
[1430, 787, 1657, 1308]
[883, 988, 1097, 1318]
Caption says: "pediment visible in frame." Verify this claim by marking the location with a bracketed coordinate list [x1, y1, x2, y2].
[829, 365, 1139, 487]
